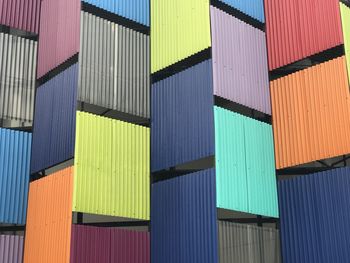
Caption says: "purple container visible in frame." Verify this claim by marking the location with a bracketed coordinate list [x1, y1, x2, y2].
[0, 235, 24, 263]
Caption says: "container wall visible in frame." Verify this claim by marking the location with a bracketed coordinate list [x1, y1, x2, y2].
[340, 3, 350, 82]
[270, 56, 350, 169]
[151, 60, 215, 172]
[31, 64, 78, 174]
[0, 0, 41, 33]
[37, 0, 80, 78]
[79, 12, 150, 118]
[265, 0, 343, 70]
[0, 33, 37, 126]
[152, 169, 218, 263]
[151, 0, 211, 73]
[218, 221, 281, 263]
[24, 167, 73, 263]
[214, 107, 278, 217]
[0, 128, 31, 225]
[0, 235, 24, 263]
[216, 0, 265, 22]
[82, 0, 149, 26]
[73, 111, 150, 220]
[210, 6, 270, 114]
[70, 225, 150, 263]
[278, 167, 350, 263]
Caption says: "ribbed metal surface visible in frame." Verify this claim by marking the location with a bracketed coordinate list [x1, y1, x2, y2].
[79, 12, 150, 118]
[151, 60, 214, 172]
[0, 128, 31, 225]
[218, 221, 281, 263]
[37, 0, 80, 78]
[217, 0, 265, 22]
[0, 235, 24, 263]
[265, 0, 344, 70]
[211, 6, 270, 114]
[151, 0, 211, 73]
[0, 32, 37, 126]
[31, 64, 78, 174]
[82, 0, 149, 26]
[278, 167, 350, 263]
[0, 0, 41, 33]
[270, 56, 350, 169]
[70, 225, 150, 263]
[214, 107, 278, 218]
[24, 167, 73, 263]
[341, 3, 350, 82]
[73, 111, 150, 220]
[152, 169, 218, 263]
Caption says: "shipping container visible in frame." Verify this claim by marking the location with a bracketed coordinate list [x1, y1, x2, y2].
[270, 56, 350, 169]
[37, 0, 80, 78]
[151, 0, 211, 73]
[0, 32, 37, 126]
[340, 3, 350, 82]
[79, 12, 150, 118]
[265, 0, 343, 70]
[278, 167, 350, 263]
[216, 0, 265, 22]
[0, 235, 24, 263]
[24, 167, 73, 263]
[210, 6, 270, 114]
[70, 225, 150, 263]
[214, 107, 278, 218]
[30, 64, 78, 174]
[151, 169, 218, 263]
[218, 221, 281, 263]
[82, 0, 149, 26]
[0, 128, 31, 225]
[73, 111, 150, 220]
[151, 60, 214, 172]
[0, 0, 41, 33]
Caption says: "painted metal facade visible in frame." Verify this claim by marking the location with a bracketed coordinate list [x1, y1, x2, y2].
[0, 235, 24, 263]
[270, 56, 350, 169]
[82, 0, 149, 26]
[151, 60, 215, 172]
[217, 0, 265, 22]
[152, 169, 218, 263]
[79, 12, 150, 118]
[340, 3, 350, 82]
[211, 6, 270, 114]
[0, 128, 31, 225]
[214, 107, 278, 218]
[279, 167, 350, 263]
[73, 111, 150, 220]
[31, 64, 78, 174]
[0, 32, 37, 126]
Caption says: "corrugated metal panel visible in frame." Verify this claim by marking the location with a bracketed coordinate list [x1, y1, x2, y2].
[214, 107, 278, 218]
[24, 167, 73, 263]
[151, 0, 211, 73]
[218, 221, 281, 263]
[0, 128, 31, 225]
[79, 12, 150, 118]
[73, 111, 150, 220]
[217, 0, 265, 22]
[278, 167, 350, 263]
[340, 3, 350, 82]
[37, 0, 80, 78]
[0, 0, 41, 33]
[31, 64, 78, 174]
[151, 60, 214, 172]
[270, 56, 350, 169]
[265, 0, 344, 70]
[82, 0, 149, 26]
[70, 225, 150, 263]
[210, 6, 270, 114]
[0, 235, 24, 263]
[152, 169, 218, 263]
[0, 32, 37, 125]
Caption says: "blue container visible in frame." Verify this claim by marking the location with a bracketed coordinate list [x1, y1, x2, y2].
[218, 0, 265, 22]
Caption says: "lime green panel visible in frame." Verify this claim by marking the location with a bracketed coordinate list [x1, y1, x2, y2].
[341, 3, 350, 82]
[214, 107, 279, 218]
[151, 0, 211, 73]
[73, 111, 150, 220]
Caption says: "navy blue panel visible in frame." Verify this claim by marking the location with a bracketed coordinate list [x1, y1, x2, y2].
[152, 169, 218, 263]
[151, 60, 215, 172]
[278, 167, 350, 263]
[31, 64, 78, 173]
